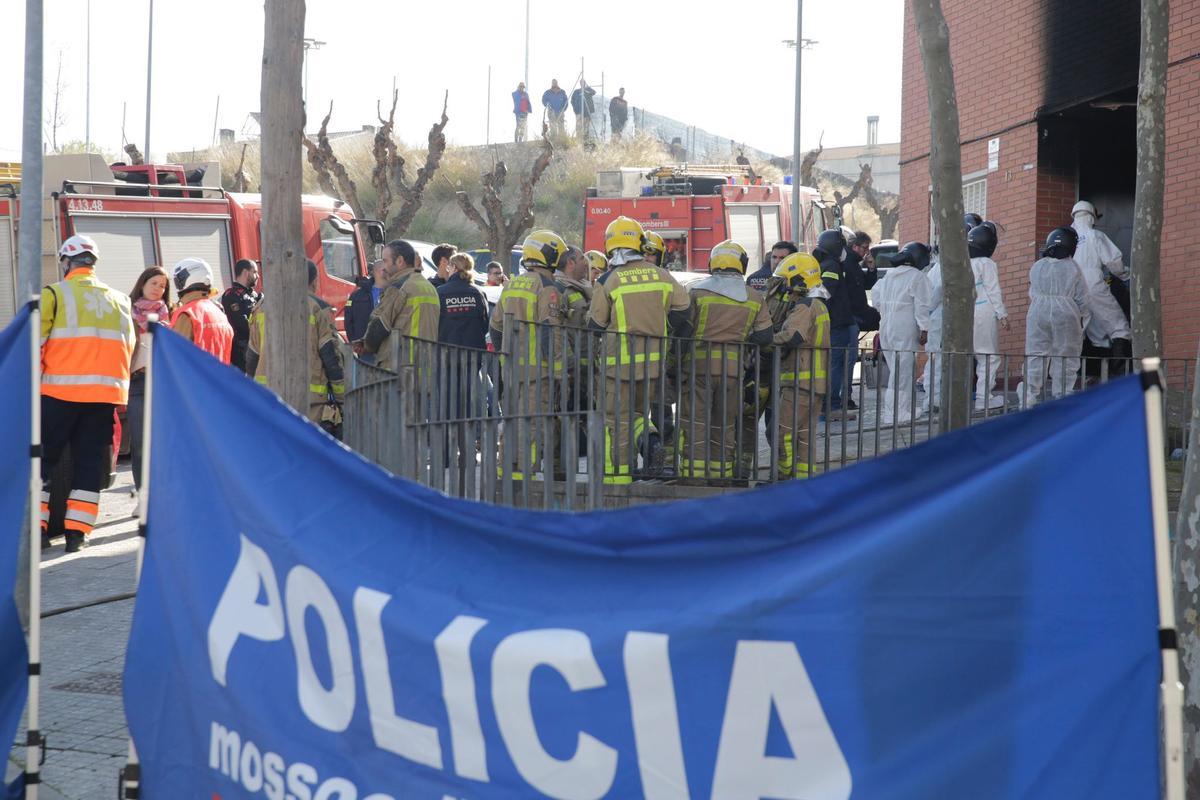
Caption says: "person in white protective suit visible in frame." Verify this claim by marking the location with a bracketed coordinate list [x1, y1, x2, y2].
[921, 213, 978, 413]
[1017, 227, 1090, 406]
[1071, 200, 1132, 367]
[874, 241, 932, 425]
[967, 222, 1010, 409]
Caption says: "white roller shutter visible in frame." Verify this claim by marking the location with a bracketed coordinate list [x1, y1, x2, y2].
[761, 206, 781, 250]
[156, 218, 232, 290]
[727, 205, 763, 267]
[0, 221, 15, 327]
[70, 216, 157, 298]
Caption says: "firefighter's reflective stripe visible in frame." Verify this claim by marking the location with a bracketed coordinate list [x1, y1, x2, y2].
[821, 271, 839, 280]
[405, 295, 439, 363]
[603, 414, 650, 484]
[780, 312, 830, 382]
[39, 490, 50, 528]
[40, 270, 135, 404]
[64, 489, 100, 535]
[691, 295, 760, 362]
[605, 282, 671, 367]
[310, 382, 345, 395]
[45, 327, 129, 342]
[42, 374, 129, 390]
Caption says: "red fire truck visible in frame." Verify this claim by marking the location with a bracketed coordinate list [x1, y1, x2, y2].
[582, 164, 835, 271]
[0, 154, 382, 329]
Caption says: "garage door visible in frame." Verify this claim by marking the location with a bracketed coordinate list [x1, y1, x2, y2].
[156, 218, 232, 290]
[727, 206, 763, 267]
[70, 216, 157, 299]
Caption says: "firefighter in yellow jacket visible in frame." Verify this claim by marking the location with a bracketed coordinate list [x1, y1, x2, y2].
[40, 235, 135, 551]
[679, 240, 773, 480]
[489, 230, 569, 478]
[357, 239, 439, 371]
[588, 216, 691, 484]
[772, 252, 831, 479]
[246, 260, 346, 437]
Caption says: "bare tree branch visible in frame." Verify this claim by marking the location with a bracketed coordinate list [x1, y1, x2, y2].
[799, 132, 824, 187]
[389, 90, 450, 237]
[301, 102, 341, 199]
[456, 125, 554, 262]
[232, 144, 250, 193]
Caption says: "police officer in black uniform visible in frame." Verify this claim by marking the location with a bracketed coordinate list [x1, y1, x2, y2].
[220, 259, 260, 374]
[747, 241, 797, 293]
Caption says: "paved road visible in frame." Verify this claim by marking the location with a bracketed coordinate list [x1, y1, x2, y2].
[6, 466, 138, 800]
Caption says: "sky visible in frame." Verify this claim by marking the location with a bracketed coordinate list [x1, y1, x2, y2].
[1, 0, 904, 163]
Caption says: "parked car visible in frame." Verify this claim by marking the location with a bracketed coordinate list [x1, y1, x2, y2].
[406, 240, 442, 280]
[467, 248, 522, 277]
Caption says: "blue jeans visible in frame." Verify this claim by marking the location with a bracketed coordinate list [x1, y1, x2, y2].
[828, 325, 856, 410]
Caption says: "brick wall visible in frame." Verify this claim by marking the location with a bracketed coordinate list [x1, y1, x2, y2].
[902, 0, 1200, 360]
[1162, 0, 1200, 360]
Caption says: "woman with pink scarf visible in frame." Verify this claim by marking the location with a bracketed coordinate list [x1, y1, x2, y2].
[127, 267, 171, 490]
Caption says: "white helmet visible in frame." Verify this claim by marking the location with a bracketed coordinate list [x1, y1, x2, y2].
[1071, 200, 1097, 219]
[59, 234, 99, 264]
[172, 257, 215, 293]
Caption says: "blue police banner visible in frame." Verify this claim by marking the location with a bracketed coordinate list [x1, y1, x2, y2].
[0, 307, 31, 769]
[125, 326, 1162, 799]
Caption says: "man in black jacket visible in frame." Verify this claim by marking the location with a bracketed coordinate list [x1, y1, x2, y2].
[746, 241, 797, 293]
[220, 259, 261, 373]
[840, 230, 880, 410]
[815, 229, 856, 417]
[344, 259, 388, 346]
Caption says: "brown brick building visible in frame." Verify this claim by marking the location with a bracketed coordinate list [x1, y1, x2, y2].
[900, 0, 1200, 359]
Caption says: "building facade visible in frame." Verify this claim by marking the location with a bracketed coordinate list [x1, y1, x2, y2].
[900, 0, 1200, 359]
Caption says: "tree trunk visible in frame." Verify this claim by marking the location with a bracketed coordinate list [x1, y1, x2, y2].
[260, 0, 307, 413]
[1175, 352, 1200, 793]
[1131, 0, 1168, 360]
[913, 0, 972, 432]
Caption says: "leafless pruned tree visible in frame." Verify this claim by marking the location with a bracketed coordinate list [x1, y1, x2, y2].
[455, 127, 554, 263]
[799, 133, 824, 187]
[373, 89, 449, 238]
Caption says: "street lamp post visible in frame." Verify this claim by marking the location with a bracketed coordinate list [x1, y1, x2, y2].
[302, 38, 325, 107]
[784, 16, 818, 244]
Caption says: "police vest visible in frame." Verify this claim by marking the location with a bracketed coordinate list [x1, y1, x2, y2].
[172, 296, 234, 364]
[40, 268, 136, 405]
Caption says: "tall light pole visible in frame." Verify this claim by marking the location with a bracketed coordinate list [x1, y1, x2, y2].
[784, 12, 817, 244]
[144, 0, 154, 160]
[85, 0, 91, 151]
[302, 37, 325, 108]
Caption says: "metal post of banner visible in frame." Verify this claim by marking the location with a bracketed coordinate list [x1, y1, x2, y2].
[119, 319, 157, 798]
[1140, 357, 1184, 800]
[26, 299, 44, 798]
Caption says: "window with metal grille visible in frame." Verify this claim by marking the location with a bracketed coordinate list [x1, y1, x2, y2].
[929, 176, 988, 247]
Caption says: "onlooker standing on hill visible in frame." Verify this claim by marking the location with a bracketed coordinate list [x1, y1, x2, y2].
[542, 79, 568, 137]
[571, 80, 597, 140]
[609, 88, 629, 141]
[512, 82, 532, 142]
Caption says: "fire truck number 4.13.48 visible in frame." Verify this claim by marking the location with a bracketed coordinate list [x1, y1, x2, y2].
[67, 198, 104, 213]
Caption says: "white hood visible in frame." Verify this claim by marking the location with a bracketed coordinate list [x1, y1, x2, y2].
[692, 272, 748, 302]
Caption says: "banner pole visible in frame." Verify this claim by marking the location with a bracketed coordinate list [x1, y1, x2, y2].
[26, 299, 43, 798]
[119, 320, 156, 798]
[1141, 358, 1184, 800]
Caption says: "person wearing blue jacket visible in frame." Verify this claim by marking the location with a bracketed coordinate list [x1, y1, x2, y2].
[542, 79, 568, 137]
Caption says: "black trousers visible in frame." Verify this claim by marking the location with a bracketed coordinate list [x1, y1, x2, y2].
[42, 396, 114, 491]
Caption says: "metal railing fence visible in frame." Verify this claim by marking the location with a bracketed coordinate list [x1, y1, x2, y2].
[342, 320, 1193, 507]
